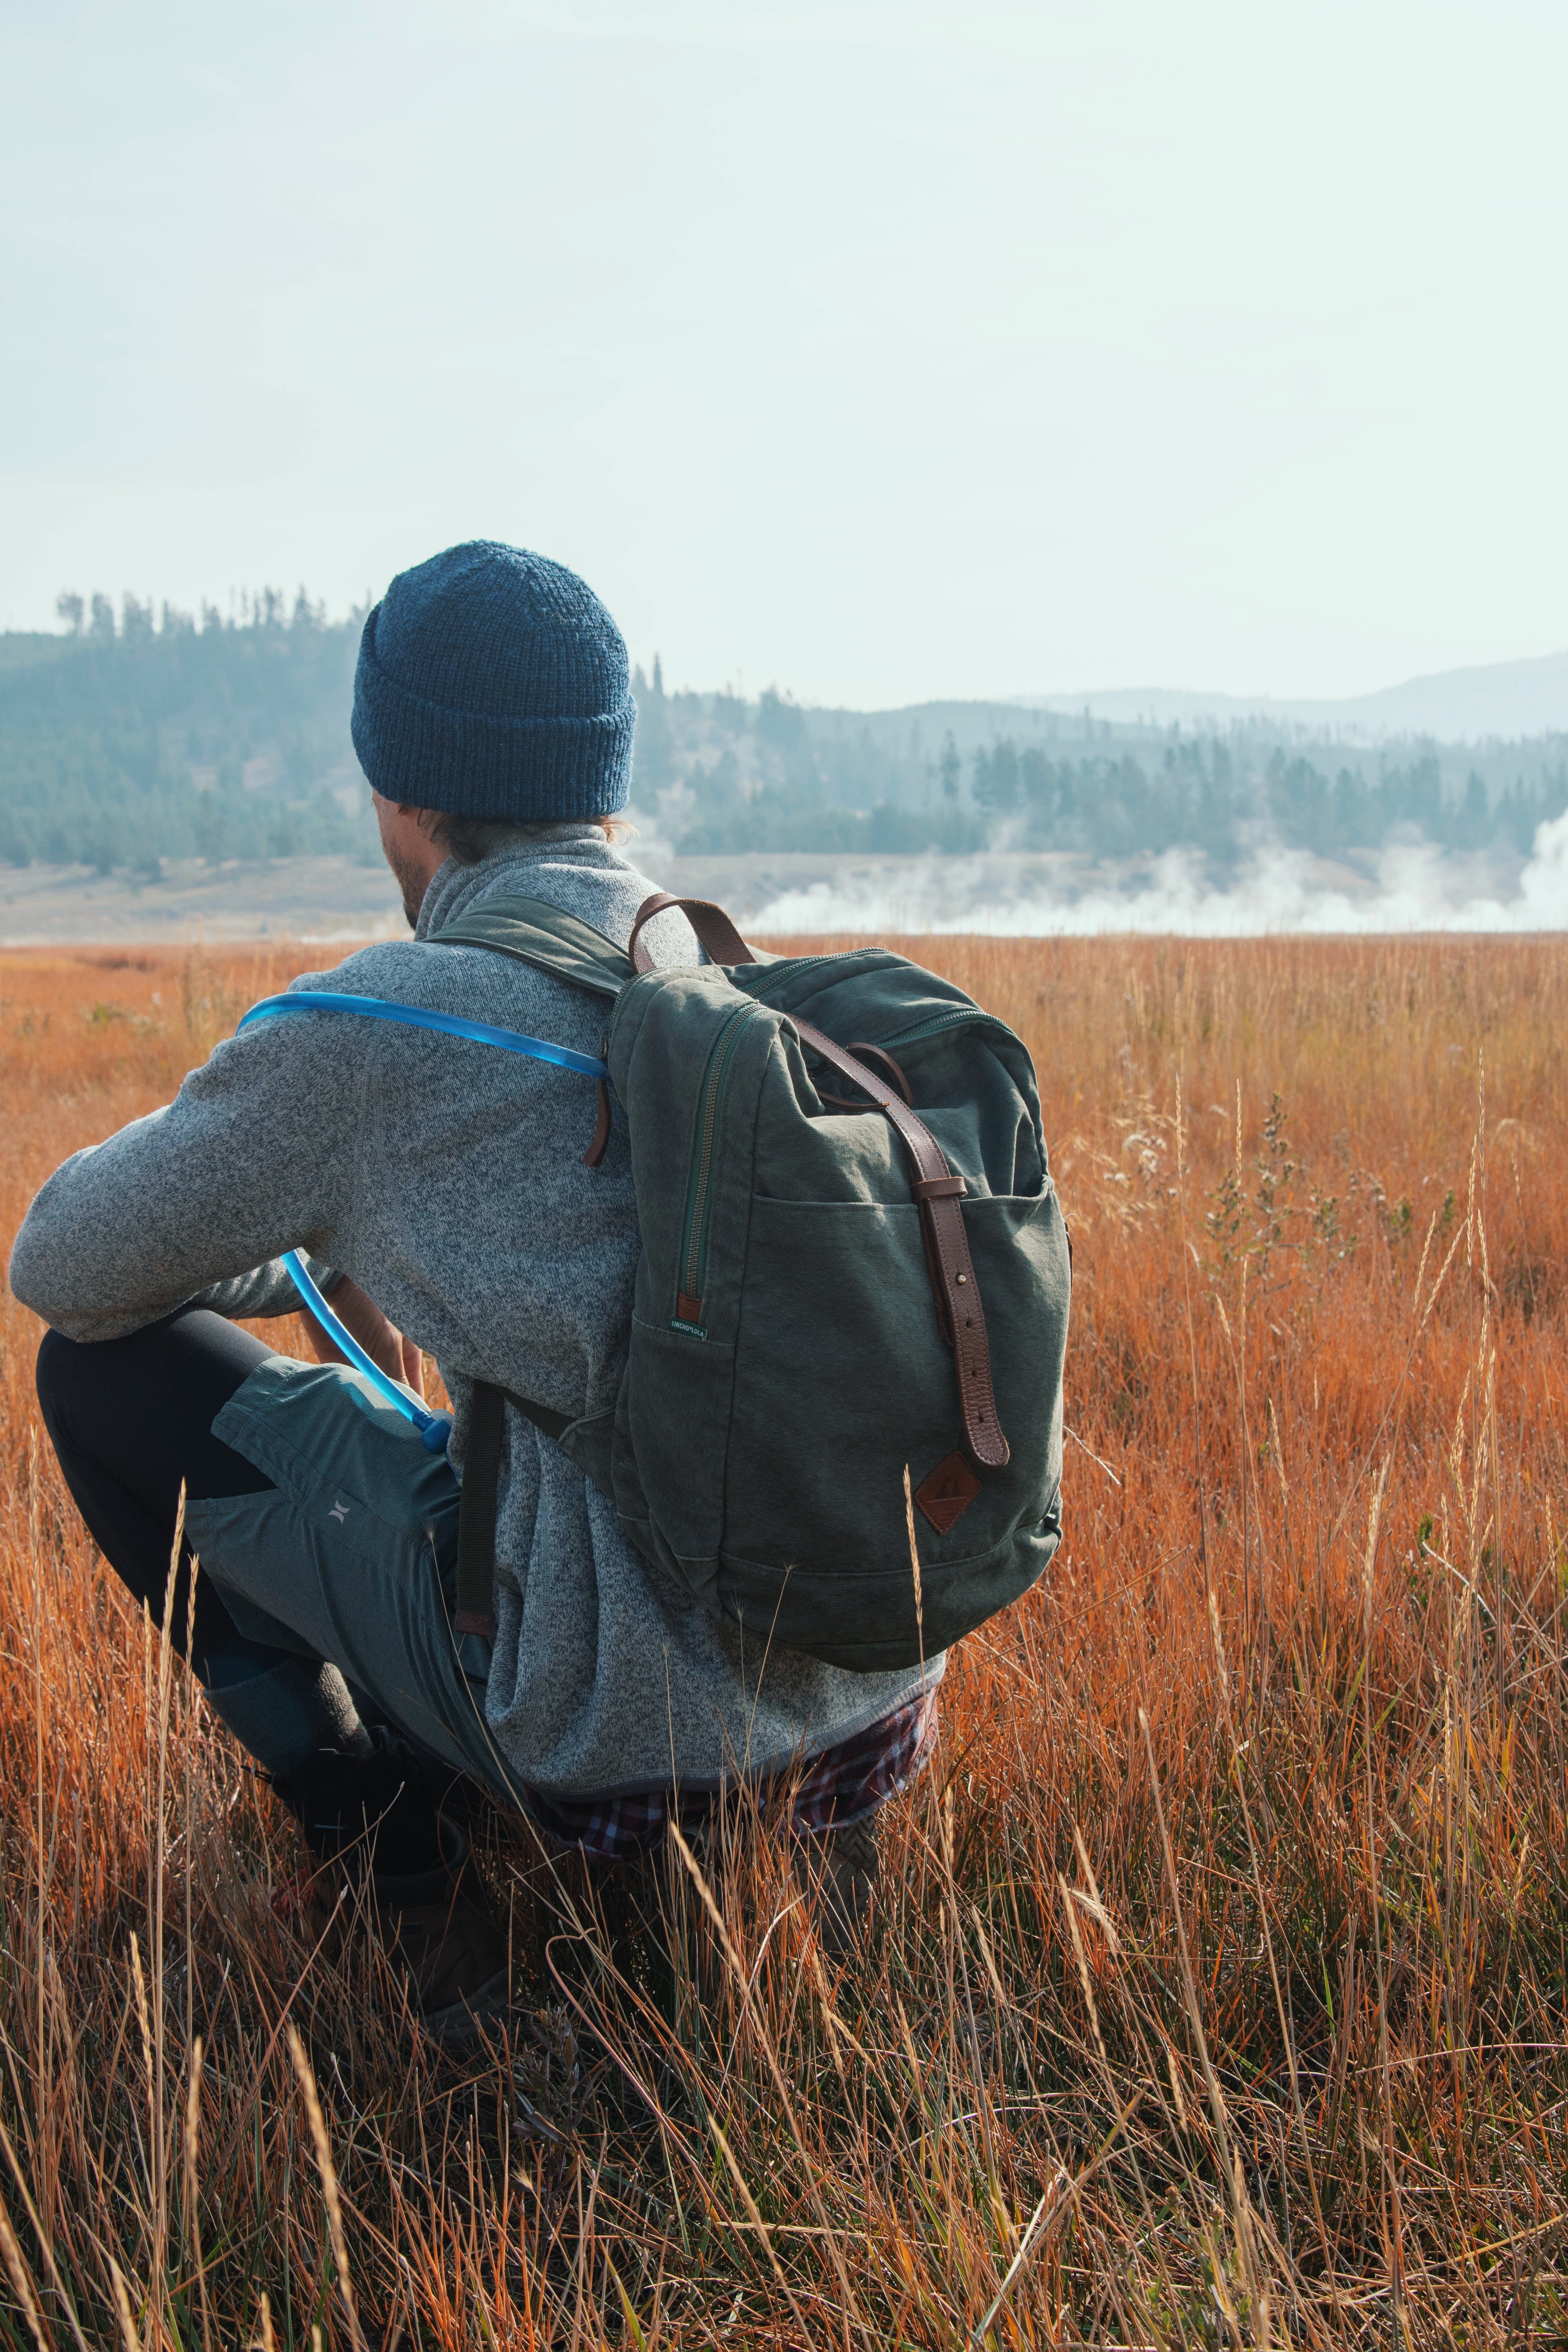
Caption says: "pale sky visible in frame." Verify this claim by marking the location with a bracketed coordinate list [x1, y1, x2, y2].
[2, 0, 1565, 708]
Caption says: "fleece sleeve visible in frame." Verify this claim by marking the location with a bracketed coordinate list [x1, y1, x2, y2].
[7, 1015, 361, 1344]
[180, 1254, 344, 1322]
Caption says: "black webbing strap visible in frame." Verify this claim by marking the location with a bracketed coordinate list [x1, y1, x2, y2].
[454, 1380, 504, 1638]
[452, 1378, 573, 1640]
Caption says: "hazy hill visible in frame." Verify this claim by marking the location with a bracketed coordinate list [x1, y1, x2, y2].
[0, 599, 366, 871]
[633, 671, 1568, 867]
[2, 604, 1566, 881]
[1028, 646, 1568, 741]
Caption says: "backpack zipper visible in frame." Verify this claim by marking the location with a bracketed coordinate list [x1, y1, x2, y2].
[742, 960, 1003, 1061]
[740, 951, 875, 1003]
[741, 961, 1004, 1054]
[670, 1001, 753, 1335]
[748, 985, 1001, 1054]
[875, 1006, 1000, 1049]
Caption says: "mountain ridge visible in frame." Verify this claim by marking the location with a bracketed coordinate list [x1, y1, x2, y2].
[1020, 646, 1568, 744]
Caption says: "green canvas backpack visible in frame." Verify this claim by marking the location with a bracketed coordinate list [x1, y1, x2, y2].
[434, 890, 1071, 1673]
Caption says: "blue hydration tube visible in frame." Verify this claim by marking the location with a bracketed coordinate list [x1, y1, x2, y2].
[240, 990, 609, 1078]
[279, 1247, 454, 1450]
[237, 992, 611, 1453]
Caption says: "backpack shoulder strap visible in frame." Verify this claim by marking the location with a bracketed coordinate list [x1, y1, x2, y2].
[429, 893, 634, 1001]
[454, 1379, 504, 1637]
[454, 1377, 576, 1639]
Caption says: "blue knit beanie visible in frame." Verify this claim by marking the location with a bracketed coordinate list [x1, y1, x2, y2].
[351, 541, 636, 818]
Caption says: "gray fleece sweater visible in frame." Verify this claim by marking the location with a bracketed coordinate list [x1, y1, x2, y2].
[9, 828, 932, 1795]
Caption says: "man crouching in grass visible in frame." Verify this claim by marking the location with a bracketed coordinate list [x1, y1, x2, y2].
[7, 541, 938, 2047]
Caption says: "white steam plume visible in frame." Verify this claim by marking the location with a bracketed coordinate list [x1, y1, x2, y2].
[745, 812, 1568, 936]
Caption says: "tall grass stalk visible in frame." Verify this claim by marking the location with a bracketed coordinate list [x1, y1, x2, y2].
[0, 932, 1566, 2342]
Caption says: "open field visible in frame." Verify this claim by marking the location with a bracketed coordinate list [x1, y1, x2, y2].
[1, 933, 1567, 2346]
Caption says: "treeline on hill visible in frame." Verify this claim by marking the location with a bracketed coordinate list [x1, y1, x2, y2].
[635, 663, 1568, 863]
[0, 591, 369, 873]
[2, 602, 1566, 875]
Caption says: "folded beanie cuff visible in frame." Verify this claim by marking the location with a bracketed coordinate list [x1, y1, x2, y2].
[352, 610, 635, 819]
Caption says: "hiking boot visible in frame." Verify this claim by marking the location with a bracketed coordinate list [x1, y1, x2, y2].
[272, 1740, 510, 2047]
[798, 1812, 882, 1959]
[368, 1809, 511, 2049]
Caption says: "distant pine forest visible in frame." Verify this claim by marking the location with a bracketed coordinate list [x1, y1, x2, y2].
[2, 592, 1566, 876]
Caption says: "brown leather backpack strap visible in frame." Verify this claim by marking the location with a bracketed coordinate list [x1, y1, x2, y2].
[582, 1076, 612, 1167]
[582, 1026, 613, 1167]
[793, 1018, 1010, 1471]
[628, 892, 757, 975]
[846, 1042, 914, 1104]
[454, 1379, 504, 1637]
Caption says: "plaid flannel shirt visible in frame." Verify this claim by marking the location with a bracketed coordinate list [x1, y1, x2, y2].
[522, 1684, 940, 1863]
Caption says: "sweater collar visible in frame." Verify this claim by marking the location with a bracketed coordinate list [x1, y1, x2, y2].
[414, 824, 615, 942]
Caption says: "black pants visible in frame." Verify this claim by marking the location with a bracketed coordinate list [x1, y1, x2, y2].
[36, 1307, 283, 1682]
[35, 1309, 400, 1793]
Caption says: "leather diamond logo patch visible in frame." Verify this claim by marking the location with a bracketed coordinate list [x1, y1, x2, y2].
[915, 1450, 981, 1537]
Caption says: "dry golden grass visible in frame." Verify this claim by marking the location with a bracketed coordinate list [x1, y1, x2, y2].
[2, 931, 1567, 2347]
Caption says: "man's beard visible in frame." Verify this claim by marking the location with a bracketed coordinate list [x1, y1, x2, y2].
[383, 836, 430, 931]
